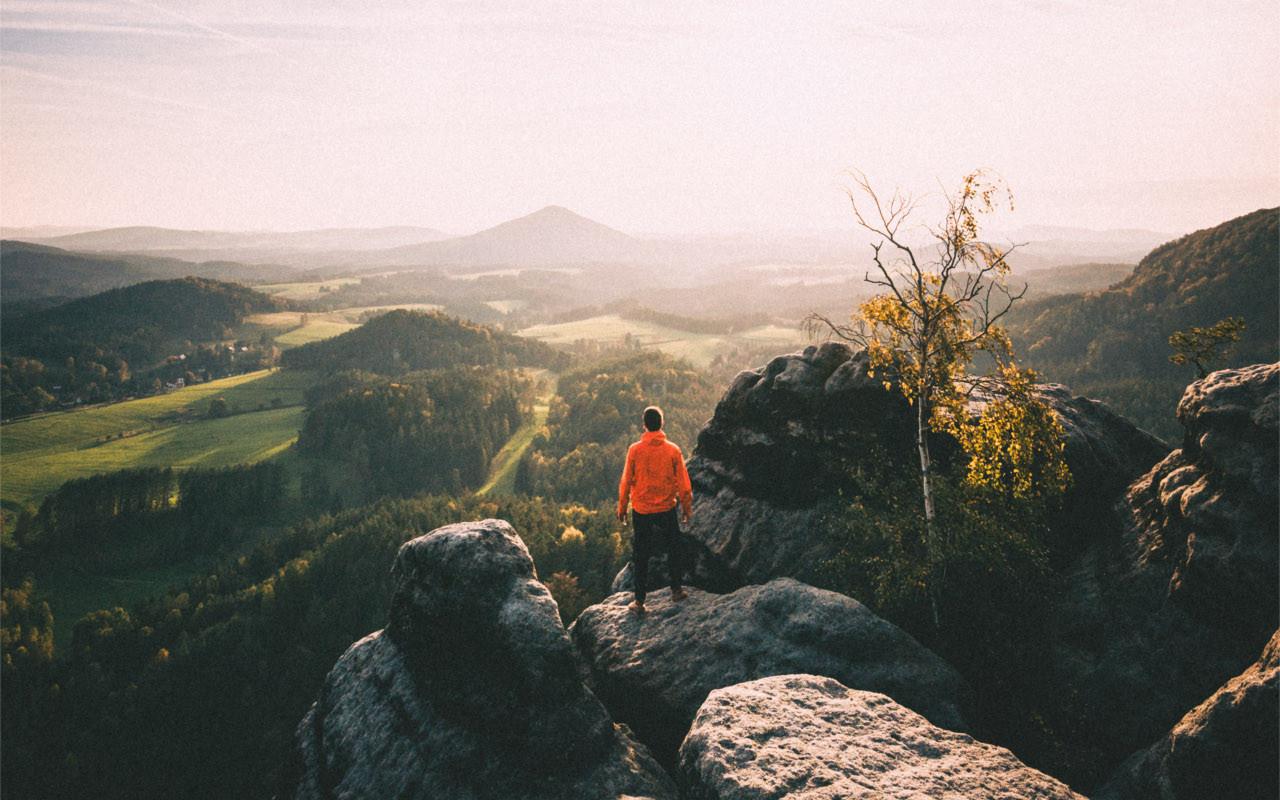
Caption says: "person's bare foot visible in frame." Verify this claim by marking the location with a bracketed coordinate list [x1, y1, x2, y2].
[671, 587, 689, 602]
[628, 600, 646, 613]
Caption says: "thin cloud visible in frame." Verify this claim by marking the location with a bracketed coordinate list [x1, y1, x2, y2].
[124, 0, 296, 61]
[0, 19, 213, 39]
[2, 64, 225, 115]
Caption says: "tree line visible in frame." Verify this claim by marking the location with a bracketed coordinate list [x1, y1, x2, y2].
[298, 367, 530, 500]
[516, 352, 720, 503]
[7, 463, 289, 577]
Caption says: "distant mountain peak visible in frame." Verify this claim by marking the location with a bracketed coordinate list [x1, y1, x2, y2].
[508, 204, 628, 234]
[364, 204, 646, 267]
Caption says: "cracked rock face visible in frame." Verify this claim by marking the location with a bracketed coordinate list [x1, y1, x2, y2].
[682, 342, 1168, 586]
[571, 579, 972, 765]
[287, 519, 675, 800]
[1126, 362, 1278, 637]
[678, 674, 1083, 800]
[1097, 630, 1279, 800]
[1045, 362, 1279, 785]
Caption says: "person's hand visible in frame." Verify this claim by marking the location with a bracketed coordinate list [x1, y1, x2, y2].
[681, 507, 692, 525]
[616, 507, 627, 523]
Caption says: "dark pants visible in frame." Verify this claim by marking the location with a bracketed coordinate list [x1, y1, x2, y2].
[632, 507, 685, 604]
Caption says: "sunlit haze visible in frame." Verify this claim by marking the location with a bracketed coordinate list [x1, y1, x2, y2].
[2, 1, 1277, 235]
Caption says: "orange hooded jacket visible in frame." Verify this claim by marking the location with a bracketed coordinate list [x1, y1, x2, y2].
[617, 430, 693, 516]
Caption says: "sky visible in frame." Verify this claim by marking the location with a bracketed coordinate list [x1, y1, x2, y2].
[1, 1, 1277, 236]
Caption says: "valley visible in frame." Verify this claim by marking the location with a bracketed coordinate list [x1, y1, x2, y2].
[1, 207, 1274, 800]
[5, 6, 1275, 797]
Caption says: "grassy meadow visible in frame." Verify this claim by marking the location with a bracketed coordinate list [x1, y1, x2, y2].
[1, 369, 315, 507]
[476, 371, 557, 496]
[518, 314, 802, 367]
[253, 277, 364, 300]
[243, 305, 444, 349]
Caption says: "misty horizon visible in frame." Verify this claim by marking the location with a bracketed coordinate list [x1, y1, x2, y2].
[3, 2, 1277, 236]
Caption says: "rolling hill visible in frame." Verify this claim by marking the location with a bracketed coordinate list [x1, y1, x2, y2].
[0, 240, 294, 303]
[2, 278, 286, 417]
[29, 225, 448, 254]
[280, 308, 570, 373]
[1008, 207, 1279, 438]
[19, 226, 448, 268]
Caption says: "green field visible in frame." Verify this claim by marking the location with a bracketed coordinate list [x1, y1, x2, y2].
[518, 315, 803, 367]
[1, 369, 315, 506]
[335, 303, 443, 318]
[244, 305, 443, 349]
[272, 318, 361, 348]
[254, 277, 364, 300]
[477, 372, 557, 496]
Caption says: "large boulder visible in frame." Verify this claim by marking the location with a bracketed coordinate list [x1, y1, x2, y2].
[1096, 630, 1279, 800]
[679, 674, 1083, 800]
[682, 342, 1167, 585]
[1046, 362, 1279, 786]
[286, 519, 675, 800]
[572, 579, 972, 765]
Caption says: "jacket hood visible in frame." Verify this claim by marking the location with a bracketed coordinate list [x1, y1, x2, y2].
[641, 430, 667, 445]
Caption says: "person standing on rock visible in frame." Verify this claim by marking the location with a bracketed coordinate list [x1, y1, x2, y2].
[617, 405, 693, 613]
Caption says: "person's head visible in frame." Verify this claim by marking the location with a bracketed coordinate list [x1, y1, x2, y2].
[643, 405, 663, 432]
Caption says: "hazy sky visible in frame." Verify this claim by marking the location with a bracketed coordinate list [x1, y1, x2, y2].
[2, 1, 1276, 235]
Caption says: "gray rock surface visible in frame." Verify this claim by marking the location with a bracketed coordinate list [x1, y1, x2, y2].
[679, 674, 1083, 800]
[682, 342, 1168, 585]
[1127, 362, 1278, 636]
[667, 345, 1278, 790]
[572, 579, 972, 764]
[1096, 630, 1279, 800]
[288, 519, 675, 800]
[1047, 362, 1279, 786]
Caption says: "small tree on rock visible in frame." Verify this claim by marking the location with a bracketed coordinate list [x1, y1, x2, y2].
[1169, 316, 1246, 378]
[808, 170, 1069, 623]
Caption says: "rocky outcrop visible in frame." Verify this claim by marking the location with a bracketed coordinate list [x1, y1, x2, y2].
[679, 675, 1083, 800]
[286, 519, 675, 800]
[1096, 630, 1279, 800]
[1126, 362, 1278, 638]
[572, 579, 971, 763]
[1047, 362, 1279, 786]
[662, 345, 1273, 790]
[682, 342, 1168, 585]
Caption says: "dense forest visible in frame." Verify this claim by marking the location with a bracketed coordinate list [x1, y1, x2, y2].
[1, 494, 628, 800]
[7, 463, 290, 578]
[298, 368, 530, 500]
[280, 308, 570, 373]
[516, 352, 720, 502]
[0, 278, 285, 418]
[1008, 207, 1279, 438]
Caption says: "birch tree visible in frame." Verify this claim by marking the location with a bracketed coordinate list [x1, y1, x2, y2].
[808, 170, 1066, 621]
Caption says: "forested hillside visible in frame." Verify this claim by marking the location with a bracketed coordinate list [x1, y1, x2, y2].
[298, 368, 530, 500]
[1008, 208, 1278, 438]
[2, 494, 627, 799]
[516, 353, 719, 502]
[0, 240, 291, 302]
[280, 309, 569, 373]
[1, 278, 286, 417]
